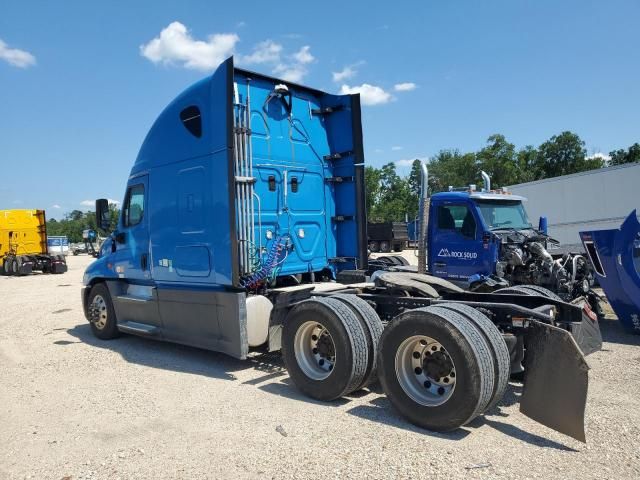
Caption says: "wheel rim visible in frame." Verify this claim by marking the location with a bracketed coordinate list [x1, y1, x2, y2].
[294, 321, 336, 380]
[89, 294, 108, 330]
[395, 335, 456, 406]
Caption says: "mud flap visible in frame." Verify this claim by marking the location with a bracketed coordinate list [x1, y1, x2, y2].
[520, 320, 589, 442]
[569, 303, 603, 356]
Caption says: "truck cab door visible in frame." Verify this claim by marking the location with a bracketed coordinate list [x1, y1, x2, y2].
[429, 202, 485, 281]
[109, 174, 161, 329]
[114, 175, 151, 281]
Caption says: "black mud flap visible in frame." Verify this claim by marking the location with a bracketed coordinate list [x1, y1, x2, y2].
[520, 321, 589, 442]
[569, 304, 603, 356]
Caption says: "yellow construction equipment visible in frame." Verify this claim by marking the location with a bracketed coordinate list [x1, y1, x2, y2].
[0, 209, 67, 275]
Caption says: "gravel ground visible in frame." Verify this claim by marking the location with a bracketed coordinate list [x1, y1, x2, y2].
[1, 254, 639, 480]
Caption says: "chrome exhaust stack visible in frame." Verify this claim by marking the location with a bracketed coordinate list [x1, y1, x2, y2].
[481, 171, 491, 192]
[417, 161, 429, 274]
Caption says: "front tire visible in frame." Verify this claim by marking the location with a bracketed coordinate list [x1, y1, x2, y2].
[87, 283, 120, 340]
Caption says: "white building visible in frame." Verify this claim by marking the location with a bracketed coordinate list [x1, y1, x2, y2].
[508, 162, 640, 247]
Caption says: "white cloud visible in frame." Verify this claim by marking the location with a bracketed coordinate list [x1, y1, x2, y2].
[587, 152, 611, 162]
[141, 23, 315, 81]
[339, 83, 392, 106]
[332, 66, 356, 82]
[81, 198, 120, 208]
[374, 148, 384, 154]
[395, 157, 427, 168]
[52, 204, 61, 209]
[292, 45, 314, 64]
[0, 39, 36, 68]
[240, 40, 282, 65]
[391, 146, 403, 151]
[271, 46, 314, 82]
[394, 82, 417, 92]
[140, 22, 239, 71]
[236, 21, 247, 28]
[12, 199, 23, 205]
[273, 63, 307, 83]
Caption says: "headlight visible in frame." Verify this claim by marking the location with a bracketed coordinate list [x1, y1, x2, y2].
[582, 279, 590, 293]
[495, 261, 507, 278]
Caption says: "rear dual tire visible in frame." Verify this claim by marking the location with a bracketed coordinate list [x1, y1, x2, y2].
[2, 256, 21, 276]
[282, 297, 370, 401]
[378, 304, 509, 431]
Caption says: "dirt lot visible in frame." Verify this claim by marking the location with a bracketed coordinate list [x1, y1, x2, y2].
[1, 255, 639, 480]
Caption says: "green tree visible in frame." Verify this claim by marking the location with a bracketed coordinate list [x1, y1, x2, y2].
[476, 134, 519, 187]
[46, 206, 120, 243]
[367, 162, 415, 222]
[515, 145, 542, 183]
[427, 150, 478, 193]
[537, 131, 603, 178]
[609, 143, 640, 166]
[364, 166, 381, 216]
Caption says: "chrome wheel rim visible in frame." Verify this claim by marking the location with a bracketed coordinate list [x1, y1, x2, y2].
[395, 335, 456, 406]
[294, 321, 336, 380]
[90, 294, 108, 330]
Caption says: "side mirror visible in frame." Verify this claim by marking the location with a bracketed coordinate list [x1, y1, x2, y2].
[95, 199, 110, 231]
[538, 216, 548, 235]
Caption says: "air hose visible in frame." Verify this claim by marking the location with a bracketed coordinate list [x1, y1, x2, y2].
[240, 236, 288, 289]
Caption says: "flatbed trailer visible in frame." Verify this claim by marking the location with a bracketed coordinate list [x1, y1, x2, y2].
[81, 57, 601, 442]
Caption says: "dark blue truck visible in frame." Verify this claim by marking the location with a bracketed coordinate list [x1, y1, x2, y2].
[81, 57, 601, 441]
[404, 176, 597, 310]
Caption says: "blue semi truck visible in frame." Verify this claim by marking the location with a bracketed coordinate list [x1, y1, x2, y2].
[81, 57, 601, 441]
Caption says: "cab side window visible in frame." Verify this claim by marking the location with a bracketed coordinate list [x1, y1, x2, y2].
[437, 205, 476, 239]
[123, 184, 145, 227]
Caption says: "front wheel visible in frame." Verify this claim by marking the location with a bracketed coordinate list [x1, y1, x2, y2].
[87, 283, 120, 340]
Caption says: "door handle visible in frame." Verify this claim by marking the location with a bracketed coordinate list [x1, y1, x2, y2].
[141, 253, 148, 271]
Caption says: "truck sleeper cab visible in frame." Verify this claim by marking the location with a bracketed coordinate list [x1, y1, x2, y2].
[82, 59, 600, 441]
[83, 57, 367, 359]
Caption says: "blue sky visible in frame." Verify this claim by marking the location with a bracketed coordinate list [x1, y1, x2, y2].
[1, 0, 639, 219]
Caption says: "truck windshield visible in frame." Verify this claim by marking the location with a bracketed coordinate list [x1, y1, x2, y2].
[476, 200, 532, 230]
